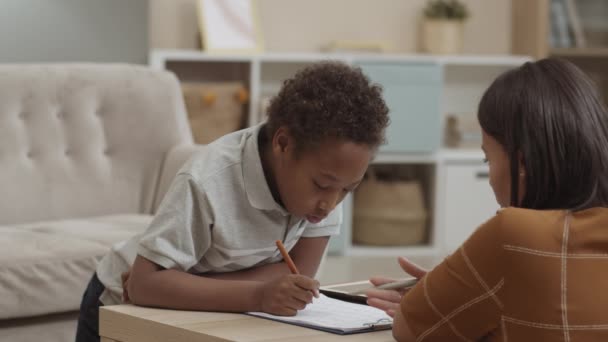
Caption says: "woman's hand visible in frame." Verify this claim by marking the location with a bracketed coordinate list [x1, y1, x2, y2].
[366, 257, 427, 317]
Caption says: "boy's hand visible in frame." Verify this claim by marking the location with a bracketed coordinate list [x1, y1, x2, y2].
[121, 270, 131, 303]
[258, 274, 320, 316]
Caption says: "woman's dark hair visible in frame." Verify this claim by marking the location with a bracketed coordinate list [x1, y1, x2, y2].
[265, 61, 389, 154]
[478, 58, 608, 210]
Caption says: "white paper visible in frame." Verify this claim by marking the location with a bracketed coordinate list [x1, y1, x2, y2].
[248, 294, 392, 332]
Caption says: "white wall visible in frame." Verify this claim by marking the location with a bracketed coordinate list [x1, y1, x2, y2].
[149, 0, 511, 54]
[0, 0, 148, 63]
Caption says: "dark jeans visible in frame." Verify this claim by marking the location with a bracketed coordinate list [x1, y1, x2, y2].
[75, 273, 105, 342]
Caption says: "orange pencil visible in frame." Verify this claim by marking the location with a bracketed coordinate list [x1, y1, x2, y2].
[276, 240, 299, 274]
[276, 240, 320, 298]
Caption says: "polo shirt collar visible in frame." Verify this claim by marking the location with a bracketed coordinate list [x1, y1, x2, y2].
[243, 124, 289, 216]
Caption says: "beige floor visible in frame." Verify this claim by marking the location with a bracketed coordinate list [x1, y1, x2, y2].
[318, 255, 441, 285]
[0, 311, 77, 342]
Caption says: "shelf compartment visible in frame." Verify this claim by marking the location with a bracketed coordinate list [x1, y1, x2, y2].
[350, 164, 436, 249]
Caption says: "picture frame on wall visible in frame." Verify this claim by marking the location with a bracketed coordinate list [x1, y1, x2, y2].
[197, 0, 264, 53]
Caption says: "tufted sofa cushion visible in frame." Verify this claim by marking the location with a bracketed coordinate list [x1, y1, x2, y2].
[0, 214, 152, 319]
[0, 64, 193, 225]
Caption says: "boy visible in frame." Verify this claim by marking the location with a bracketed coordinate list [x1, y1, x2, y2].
[75, 61, 389, 341]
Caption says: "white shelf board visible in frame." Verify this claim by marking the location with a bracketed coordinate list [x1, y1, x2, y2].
[258, 53, 350, 63]
[150, 49, 532, 67]
[347, 245, 439, 257]
[150, 49, 253, 63]
[373, 152, 437, 164]
[436, 54, 532, 66]
[439, 149, 485, 163]
[373, 149, 485, 164]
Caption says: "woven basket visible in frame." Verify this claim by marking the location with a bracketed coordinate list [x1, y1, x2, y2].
[353, 175, 427, 246]
[181, 82, 246, 144]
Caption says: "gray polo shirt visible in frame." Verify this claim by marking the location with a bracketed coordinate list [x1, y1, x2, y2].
[96, 124, 342, 305]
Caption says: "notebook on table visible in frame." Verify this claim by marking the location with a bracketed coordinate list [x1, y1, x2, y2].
[246, 294, 392, 335]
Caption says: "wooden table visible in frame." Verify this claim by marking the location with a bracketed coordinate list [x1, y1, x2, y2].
[98, 256, 445, 341]
[100, 304, 394, 342]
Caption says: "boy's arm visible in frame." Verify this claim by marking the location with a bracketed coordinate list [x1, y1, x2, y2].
[123, 236, 327, 309]
[128, 255, 262, 311]
[205, 236, 329, 281]
[122, 236, 328, 298]
[128, 255, 319, 315]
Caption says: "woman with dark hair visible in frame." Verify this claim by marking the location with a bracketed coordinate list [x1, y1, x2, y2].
[366, 58, 608, 341]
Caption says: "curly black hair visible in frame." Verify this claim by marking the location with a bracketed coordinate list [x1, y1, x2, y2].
[265, 61, 389, 153]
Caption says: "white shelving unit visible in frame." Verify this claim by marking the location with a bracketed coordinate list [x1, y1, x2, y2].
[149, 49, 532, 258]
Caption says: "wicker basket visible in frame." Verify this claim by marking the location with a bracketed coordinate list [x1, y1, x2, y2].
[353, 175, 427, 246]
[181, 82, 247, 144]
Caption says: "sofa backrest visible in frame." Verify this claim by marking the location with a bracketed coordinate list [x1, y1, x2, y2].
[0, 64, 193, 225]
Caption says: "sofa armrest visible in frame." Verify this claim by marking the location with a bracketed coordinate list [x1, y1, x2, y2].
[152, 144, 207, 213]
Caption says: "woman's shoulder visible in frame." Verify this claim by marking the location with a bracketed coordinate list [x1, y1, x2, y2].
[495, 207, 565, 224]
[490, 207, 569, 248]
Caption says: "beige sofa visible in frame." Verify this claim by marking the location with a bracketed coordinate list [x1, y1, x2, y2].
[0, 64, 204, 341]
